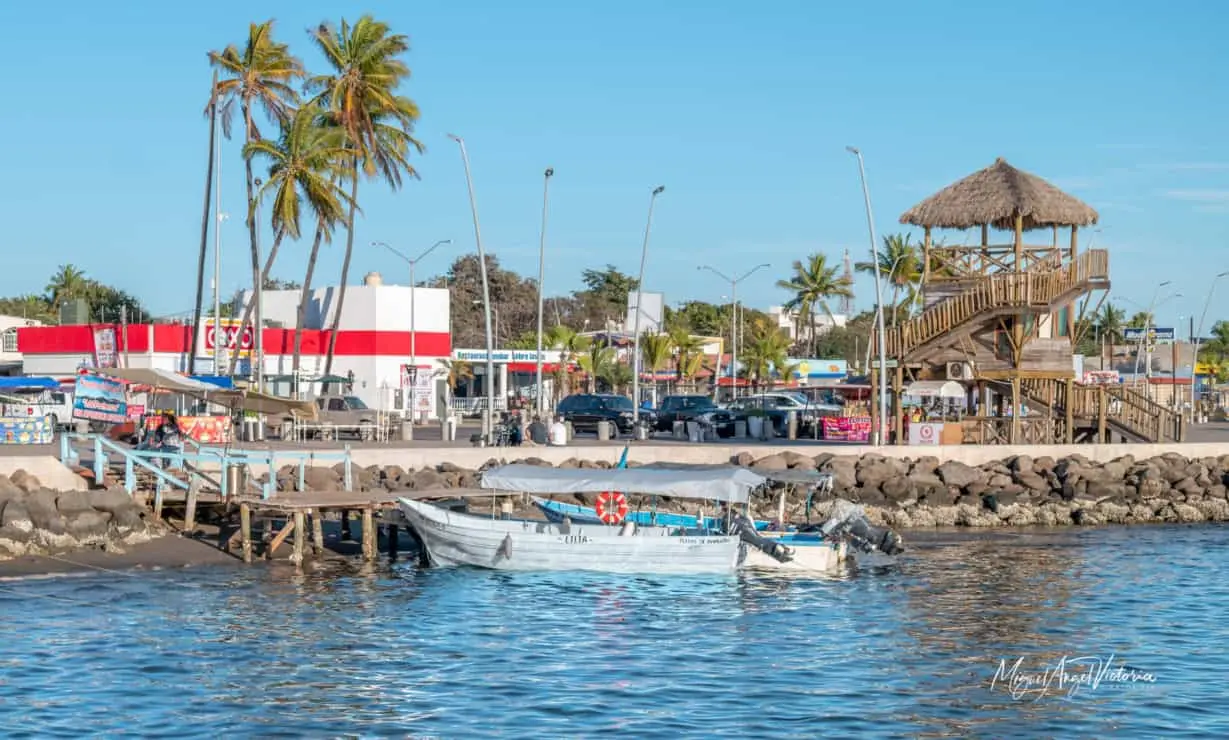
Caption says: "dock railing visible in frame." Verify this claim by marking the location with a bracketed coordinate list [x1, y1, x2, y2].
[58, 433, 355, 500]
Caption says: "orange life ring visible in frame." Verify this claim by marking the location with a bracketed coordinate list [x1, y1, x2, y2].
[595, 491, 629, 525]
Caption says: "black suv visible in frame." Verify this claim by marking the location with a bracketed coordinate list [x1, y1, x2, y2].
[655, 395, 737, 437]
[556, 394, 640, 434]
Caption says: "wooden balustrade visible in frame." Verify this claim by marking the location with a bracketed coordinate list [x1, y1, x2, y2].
[878, 249, 1109, 359]
[1017, 375, 1184, 444]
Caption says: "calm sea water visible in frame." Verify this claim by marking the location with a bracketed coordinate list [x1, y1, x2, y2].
[1, 525, 1226, 739]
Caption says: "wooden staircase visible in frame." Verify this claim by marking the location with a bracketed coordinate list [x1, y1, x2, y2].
[877, 249, 1110, 362]
[1006, 377, 1186, 444]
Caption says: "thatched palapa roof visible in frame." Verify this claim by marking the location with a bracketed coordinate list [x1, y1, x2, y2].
[899, 158, 1099, 231]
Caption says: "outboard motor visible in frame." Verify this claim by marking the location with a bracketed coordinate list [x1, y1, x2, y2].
[820, 500, 905, 556]
[728, 512, 794, 563]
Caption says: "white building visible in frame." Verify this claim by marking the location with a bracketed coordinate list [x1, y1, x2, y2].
[18, 272, 453, 418]
[0, 315, 43, 375]
[766, 306, 847, 343]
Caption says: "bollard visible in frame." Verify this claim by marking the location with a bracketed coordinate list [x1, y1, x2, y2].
[686, 421, 702, 443]
[596, 420, 612, 441]
[565, 421, 575, 442]
[402, 419, 414, 441]
[733, 420, 747, 439]
[787, 411, 798, 441]
[673, 420, 686, 439]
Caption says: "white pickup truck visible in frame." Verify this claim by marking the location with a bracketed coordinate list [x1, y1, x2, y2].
[0, 384, 74, 430]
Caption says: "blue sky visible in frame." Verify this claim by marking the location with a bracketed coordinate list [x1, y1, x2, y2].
[5, 0, 1229, 332]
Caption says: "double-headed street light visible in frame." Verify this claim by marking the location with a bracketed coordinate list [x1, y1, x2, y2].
[372, 238, 452, 432]
[448, 134, 497, 438]
[698, 263, 770, 400]
[847, 146, 888, 445]
[631, 185, 665, 425]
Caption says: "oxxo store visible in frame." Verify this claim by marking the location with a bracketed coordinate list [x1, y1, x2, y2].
[452, 349, 572, 411]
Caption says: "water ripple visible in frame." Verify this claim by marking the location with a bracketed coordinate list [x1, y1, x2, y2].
[0, 525, 1225, 737]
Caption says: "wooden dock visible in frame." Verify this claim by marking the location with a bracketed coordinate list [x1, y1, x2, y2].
[194, 488, 503, 568]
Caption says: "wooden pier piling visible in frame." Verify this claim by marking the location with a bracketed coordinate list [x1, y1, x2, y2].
[361, 508, 375, 561]
[239, 502, 253, 564]
[292, 510, 306, 567]
[311, 510, 324, 557]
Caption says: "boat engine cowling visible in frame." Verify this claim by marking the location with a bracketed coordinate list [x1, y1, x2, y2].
[728, 512, 794, 563]
[820, 500, 905, 556]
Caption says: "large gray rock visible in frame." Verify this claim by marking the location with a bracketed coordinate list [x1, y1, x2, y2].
[65, 510, 112, 540]
[1, 500, 32, 532]
[411, 469, 448, 491]
[8, 470, 42, 494]
[55, 489, 95, 516]
[303, 466, 342, 492]
[936, 461, 982, 489]
[753, 454, 789, 471]
[24, 489, 65, 533]
[90, 487, 136, 514]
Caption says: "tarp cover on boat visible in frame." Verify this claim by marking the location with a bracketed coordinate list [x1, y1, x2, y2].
[481, 464, 765, 504]
[638, 462, 833, 485]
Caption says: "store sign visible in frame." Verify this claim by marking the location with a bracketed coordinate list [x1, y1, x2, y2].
[908, 422, 943, 446]
[453, 349, 564, 363]
[401, 364, 433, 413]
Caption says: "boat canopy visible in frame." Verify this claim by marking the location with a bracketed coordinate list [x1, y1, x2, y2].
[481, 464, 766, 504]
[638, 462, 833, 486]
[0, 376, 59, 391]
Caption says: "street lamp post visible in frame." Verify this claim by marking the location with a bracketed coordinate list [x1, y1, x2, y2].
[632, 186, 665, 425]
[448, 134, 498, 439]
[1191, 271, 1228, 421]
[698, 263, 770, 401]
[847, 146, 888, 446]
[536, 167, 555, 416]
[253, 177, 264, 392]
[372, 238, 452, 432]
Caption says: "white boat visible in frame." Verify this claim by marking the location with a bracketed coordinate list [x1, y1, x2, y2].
[397, 464, 767, 574]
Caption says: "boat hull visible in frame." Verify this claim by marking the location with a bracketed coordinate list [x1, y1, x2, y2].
[740, 536, 848, 572]
[398, 499, 741, 574]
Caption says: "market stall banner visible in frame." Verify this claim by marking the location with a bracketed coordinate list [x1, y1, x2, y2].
[177, 416, 233, 444]
[0, 416, 54, 445]
[72, 372, 127, 425]
[822, 416, 871, 442]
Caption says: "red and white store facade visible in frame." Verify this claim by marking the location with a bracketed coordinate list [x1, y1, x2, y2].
[17, 279, 452, 416]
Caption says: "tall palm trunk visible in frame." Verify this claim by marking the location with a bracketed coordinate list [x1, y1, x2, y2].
[292, 223, 328, 395]
[323, 165, 359, 376]
[191, 71, 219, 376]
[227, 231, 286, 375]
[224, 102, 263, 377]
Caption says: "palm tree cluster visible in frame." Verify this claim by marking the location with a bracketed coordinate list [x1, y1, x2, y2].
[205, 17, 421, 379]
[0, 264, 150, 325]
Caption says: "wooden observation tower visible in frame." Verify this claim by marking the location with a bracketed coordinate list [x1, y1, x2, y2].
[871, 158, 1185, 445]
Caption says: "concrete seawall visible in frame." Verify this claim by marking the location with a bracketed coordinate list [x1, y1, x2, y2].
[347, 441, 1229, 471]
[0, 456, 87, 492]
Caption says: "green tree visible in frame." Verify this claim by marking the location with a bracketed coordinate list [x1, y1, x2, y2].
[0, 295, 56, 324]
[578, 265, 639, 324]
[577, 340, 614, 393]
[669, 328, 705, 389]
[45, 264, 90, 307]
[776, 253, 853, 355]
[209, 20, 305, 374]
[739, 318, 791, 390]
[245, 104, 353, 383]
[546, 324, 585, 401]
[308, 15, 423, 374]
[855, 233, 921, 326]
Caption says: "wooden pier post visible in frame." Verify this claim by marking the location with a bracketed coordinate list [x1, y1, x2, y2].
[292, 510, 306, 568]
[387, 524, 399, 561]
[341, 509, 353, 541]
[1064, 379, 1075, 444]
[183, 478, 199, 533]
[361, 508, 375, 561]
[239, 502, 253, 564]
[311, 509, 325, 557]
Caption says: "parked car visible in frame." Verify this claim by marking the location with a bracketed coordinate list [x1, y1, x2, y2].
[308, 394, 379, 440]
[729, 392, 839, 435]
[655, 395, 737, 437]
[556, 394, 644, 435]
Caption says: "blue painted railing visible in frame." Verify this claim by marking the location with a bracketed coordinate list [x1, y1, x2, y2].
[58, 433, 353, 499]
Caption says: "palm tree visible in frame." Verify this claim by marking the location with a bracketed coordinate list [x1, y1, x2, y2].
[578, 342, 614, 393]
[640, 333, 673, 395]
[739, 319, 791, 391]
[776, 253, 853, 355]
[855, 234, 921, 325]
[1126, 311, 1153, 329]
[45, 264, 90, 308]
[1093, 303, 1127, 367]
[600, 363, 634, 395]
[669, 328, 705, 391]
[545, 325, 584, 401]
[209, 21, 304, 373]
[307, 16, 423, 375]
[437, 358, 473, 393]
[244, 105, 353, 385]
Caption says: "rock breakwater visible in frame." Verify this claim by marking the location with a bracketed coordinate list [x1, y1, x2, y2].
[265, 450, 1229, 529]
[0, 470, 159, 559]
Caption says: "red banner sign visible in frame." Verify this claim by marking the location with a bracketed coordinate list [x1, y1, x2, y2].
[822, 416, 872, 443]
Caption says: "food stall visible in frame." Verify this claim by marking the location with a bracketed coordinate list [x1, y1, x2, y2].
[901, 380, 967, 445]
